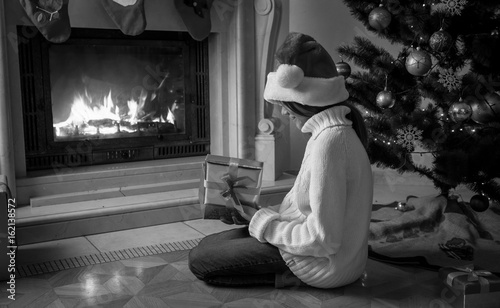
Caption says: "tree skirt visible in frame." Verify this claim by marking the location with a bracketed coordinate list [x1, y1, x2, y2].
[368, 194, 500, 274]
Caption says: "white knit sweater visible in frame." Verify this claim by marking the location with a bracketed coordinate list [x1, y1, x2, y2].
[249, 105, 373, 288]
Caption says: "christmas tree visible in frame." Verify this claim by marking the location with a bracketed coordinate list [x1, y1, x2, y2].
[337, 0, 500, 209]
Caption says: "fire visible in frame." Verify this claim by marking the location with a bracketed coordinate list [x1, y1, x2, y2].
[53, 88, 177, 138]
[126, 89, 147, 125]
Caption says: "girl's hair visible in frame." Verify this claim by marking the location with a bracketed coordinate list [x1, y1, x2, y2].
[280, 101, 368, 149]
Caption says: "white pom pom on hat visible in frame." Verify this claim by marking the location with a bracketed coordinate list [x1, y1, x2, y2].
[263, 32, 349, 107]
[276, 64, 304, 89]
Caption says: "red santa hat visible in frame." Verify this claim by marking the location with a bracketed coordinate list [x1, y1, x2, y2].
[263, 32, 349, 107]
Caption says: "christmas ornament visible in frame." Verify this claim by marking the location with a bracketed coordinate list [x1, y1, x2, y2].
[376, 75, 395, 108]
[469, 194, 489, 212]
[492, 29, 499, 38]
[19, 0, 71, 43]
[467, 95, 495, 124]
[440, 0, 467, 16]
[396, 125, 423, 151]
[368, 5, 392, 31]
[376, 89, 395, 108]
[438, 67, 462, 92]
[335, 60, 351, 78]
[429, 29, 453, 52]
[448, 99, 472, 122]
[483, 91, 500, 117]
[405, 48, 432, 76]
[174, 0, 214, 41]
[101, 0, 146, 36]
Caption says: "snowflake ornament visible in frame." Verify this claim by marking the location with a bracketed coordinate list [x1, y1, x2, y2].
[396, 125, 423, 151]
[440, 0, 467, 16]
[438, 67, 462, 92]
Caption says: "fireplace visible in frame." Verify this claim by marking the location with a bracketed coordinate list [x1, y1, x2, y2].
[18, 27, 210, 171]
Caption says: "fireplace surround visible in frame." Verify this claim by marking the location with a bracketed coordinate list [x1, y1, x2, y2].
[18, 26, 210, 171]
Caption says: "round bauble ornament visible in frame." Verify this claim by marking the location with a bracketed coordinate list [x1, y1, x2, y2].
[483, 91, 500, 117]
[369, 6, 392, 31]
[448, 100, 472, 122]
[335, 61, 351, 78]
[469, 194, 489, 212]
[376, 89, 395, 108]
[429, 29, 453, 52]
[405, 48, 432, 76]
[467, 95, 496, 124]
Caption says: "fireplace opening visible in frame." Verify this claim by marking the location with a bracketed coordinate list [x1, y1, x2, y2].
[18, 27, 210, 171]
[51, 42, 186, 141]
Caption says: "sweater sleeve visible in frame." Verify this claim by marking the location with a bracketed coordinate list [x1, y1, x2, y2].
[249, 129, 348, 257]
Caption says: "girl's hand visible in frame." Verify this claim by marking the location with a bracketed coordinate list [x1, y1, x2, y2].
[219, 208, 251, 225]
[236, 205, 258, 222]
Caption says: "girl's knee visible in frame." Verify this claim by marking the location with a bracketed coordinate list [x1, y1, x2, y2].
[188, 246, 206, 280]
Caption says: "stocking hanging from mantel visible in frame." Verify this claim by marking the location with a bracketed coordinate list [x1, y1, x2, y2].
[19, 0, 71, 43]
[101, 0, 147, 36]
[174, 0, 213, 41]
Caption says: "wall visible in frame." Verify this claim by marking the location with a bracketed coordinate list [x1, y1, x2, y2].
[285, 0, 401, 170]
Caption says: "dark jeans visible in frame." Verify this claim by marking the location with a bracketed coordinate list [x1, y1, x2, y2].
[188, 227, 303, 288]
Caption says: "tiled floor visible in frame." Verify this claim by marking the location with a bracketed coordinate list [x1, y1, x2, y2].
[2, 176, 477, 307]
[3, 218, 459, 308]
[16, 220, 242, 268]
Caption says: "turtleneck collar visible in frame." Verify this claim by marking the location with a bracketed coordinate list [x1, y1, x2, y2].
[301, 105, 352, 139]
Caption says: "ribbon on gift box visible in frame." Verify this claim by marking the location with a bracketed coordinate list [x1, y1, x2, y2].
[219, 173, 252, 213]
[446, 264, 494, 293]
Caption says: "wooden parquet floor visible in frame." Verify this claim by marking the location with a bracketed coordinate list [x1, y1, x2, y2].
[0, 242, 455, 308]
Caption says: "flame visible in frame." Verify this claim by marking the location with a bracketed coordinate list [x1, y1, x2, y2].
[166, 107, 176, 125]
[53, 87, 176, 138]
[127, 88, 147, 125]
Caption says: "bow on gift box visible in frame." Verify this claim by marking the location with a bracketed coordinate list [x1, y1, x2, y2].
[219, 173, 256, 214]
[447, 264, 494, 293]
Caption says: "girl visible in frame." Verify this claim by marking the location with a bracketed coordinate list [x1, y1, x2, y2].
[189, 32, 373, 289]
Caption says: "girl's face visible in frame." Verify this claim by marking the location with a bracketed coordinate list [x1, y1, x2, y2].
[280, 104, 310, 130]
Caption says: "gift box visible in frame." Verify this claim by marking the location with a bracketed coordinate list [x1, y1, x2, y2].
[438, 265, 500, 308]
[199, 155, 263, 221]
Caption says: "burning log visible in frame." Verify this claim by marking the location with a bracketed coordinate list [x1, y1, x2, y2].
[119, 121, 138, 132]
[55, 125, 80, 137]
[88, 119, 116, 127]
[138, 122, 158, 133]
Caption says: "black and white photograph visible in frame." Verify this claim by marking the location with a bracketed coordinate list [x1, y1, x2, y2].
[0, 0, 499, 307]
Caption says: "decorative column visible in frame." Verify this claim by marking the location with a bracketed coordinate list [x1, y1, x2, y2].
[0, 1, 16, 196]
[235, 0, 257, 159]
[254, 0, 283, 181]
